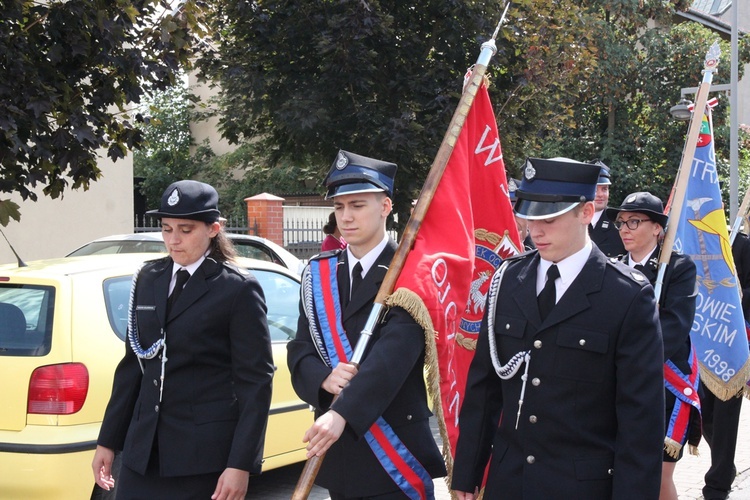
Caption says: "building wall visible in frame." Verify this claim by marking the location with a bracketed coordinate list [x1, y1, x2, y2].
[0, 153, 134, 265]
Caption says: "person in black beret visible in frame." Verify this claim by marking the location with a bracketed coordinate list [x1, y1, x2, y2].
[287, 150, 446, 499]
[607, 191, 699, 500]
[452, 158, 665, 499]
[588, 160, 626, 257]
[93, 180, 274, 499]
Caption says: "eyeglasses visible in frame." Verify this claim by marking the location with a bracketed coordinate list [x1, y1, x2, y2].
[614, 218, 651, 231]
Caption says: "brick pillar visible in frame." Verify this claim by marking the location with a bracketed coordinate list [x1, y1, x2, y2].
[244, 193, 285, 246]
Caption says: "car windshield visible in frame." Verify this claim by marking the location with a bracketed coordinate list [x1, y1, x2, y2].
[0, 285, 55, 356]
[69, 240, 166, 256]
[245, 269, 300, 342]
[102, 269, 300, 343]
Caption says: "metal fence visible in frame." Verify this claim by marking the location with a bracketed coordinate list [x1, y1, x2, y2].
[135, 214, 258, 235]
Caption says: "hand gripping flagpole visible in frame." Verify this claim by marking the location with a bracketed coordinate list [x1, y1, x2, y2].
[291, 7, 510, 499]
[655, 42, 721, 301]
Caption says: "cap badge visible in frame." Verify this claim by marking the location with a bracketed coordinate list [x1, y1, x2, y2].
[336, 152, 349, 170]
[167, 189, 180, 207]
[626, 194, 637, 203]
[524, 164, 536, 180]
[508, 178, 518, 192]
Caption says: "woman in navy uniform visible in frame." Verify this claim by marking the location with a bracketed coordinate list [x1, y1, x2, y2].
[451, 158, 665, 499]
[92, 180, 274, 500]
[607, 192, 699, 500]
[287, 151, 446, 499]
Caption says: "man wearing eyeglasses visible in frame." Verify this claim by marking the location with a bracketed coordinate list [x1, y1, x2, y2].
[451, 158, 665, 499]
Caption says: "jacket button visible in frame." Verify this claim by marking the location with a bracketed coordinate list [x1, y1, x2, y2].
[533, 340, 542, 349]
[155, 405, 159, 412]
[532, 378, 540, 386]
[505, 323, 510, 330]
[406, 414, 412, 421]
[579, 339, 586, 346]
[608, 468, 614, 475]
[153, 379, 158, 386]
[529, 415, 537, 423]
[526, 455, 535, 464]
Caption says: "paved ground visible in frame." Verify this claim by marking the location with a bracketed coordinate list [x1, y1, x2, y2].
[249, 397, 750, 499]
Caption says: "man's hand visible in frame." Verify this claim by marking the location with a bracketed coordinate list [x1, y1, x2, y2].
[303, 410, 346, 458]
[453, 487, 480, 500]
[321, 362, 358, 395]
[211, 467, 249, 500]
[91, 445, 116, 491]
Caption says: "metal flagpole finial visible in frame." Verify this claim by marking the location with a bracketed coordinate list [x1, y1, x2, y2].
[480, 2, 511, 65]
[704, 41, 721, 74]
[491, 2, 511, 40]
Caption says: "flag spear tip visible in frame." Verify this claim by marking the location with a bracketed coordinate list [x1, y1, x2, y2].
[491, 2, 512, 40]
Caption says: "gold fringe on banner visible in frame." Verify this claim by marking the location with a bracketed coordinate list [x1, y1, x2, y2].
[699, 358, 750, 402]
[385, 288, 457, 498]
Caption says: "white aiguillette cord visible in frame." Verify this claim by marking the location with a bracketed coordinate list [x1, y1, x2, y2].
[486, 261, 532, 429]
[126, 263, 168, 402]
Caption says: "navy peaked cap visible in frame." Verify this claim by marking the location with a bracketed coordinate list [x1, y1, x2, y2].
[146, 180, 221, 223]
[514, 157, 600, 219]
[590, 159, 612, 185]
[508, 178, 521, 202]
[324, 150, 397, 199]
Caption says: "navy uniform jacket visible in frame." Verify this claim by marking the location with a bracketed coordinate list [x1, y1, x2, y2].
[590, 211, 625, 257]
[451, 247, 665, 499]
[98, 256, 274, 477]
[287, 240, 446, 497]
[623, 248, 697, 374]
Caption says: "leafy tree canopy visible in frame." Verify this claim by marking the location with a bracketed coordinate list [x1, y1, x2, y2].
[0, 0, 209, 226]
[198, 0, 743, 228]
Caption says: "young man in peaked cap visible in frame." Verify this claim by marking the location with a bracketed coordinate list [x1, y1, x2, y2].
[588, 160, 626, 257]
[287, 151, 446, 499]
[451, 157, 665, 499]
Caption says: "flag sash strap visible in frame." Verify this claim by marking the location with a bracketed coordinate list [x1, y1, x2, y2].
[308, 257, 434, 500]
[663, 346, 701, 457]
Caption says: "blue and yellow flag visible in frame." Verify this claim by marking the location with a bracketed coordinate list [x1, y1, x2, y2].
[673, 107, 750, 400]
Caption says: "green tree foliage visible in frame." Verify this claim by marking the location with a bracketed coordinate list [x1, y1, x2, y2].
[197, 0, 746, 225]
[0, 0, 209, 225]
[134, 84, 200, 209]
[198, 0, 516, 223]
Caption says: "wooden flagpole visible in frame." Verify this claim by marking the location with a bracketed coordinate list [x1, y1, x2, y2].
[654, 41, 721, 300]
[290, 7, 510, 499]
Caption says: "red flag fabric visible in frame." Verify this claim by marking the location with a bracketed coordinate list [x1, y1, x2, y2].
[388, 80, 521, 474]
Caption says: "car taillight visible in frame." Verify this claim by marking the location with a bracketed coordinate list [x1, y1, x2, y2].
[27, 363, 89, 415]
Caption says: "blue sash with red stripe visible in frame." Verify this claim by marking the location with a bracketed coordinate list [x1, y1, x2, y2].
[663, 346, 701, 458]
[307, 256, 434, 500]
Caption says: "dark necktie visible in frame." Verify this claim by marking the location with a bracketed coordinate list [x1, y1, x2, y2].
[167, 269, 190, 313]
[537, 264, 560, 321]
[350, 262, 363, 299]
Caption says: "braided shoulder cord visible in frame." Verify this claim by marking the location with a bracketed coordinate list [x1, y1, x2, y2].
[302, 264, 331, 367]
[127, 263, 164, 361]
[485, 260, 532, 429]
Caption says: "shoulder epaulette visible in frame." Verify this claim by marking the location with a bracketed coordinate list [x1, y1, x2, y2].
[308, 249, 344, 261]
[606, 258, 649, 286]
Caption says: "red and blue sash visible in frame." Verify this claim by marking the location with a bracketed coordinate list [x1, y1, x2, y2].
[663, 346, 701, 458]
[308, 256, 434, 500]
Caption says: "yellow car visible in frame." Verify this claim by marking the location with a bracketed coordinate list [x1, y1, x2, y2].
[0, 253, 312, 499]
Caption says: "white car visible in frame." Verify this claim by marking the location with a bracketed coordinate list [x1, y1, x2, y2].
[66, 233, 304, 275]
